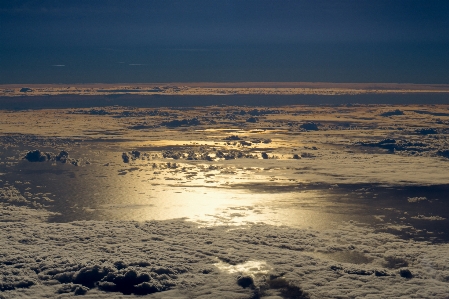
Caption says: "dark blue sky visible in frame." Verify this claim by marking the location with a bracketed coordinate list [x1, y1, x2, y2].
[1, 0, 449, 83]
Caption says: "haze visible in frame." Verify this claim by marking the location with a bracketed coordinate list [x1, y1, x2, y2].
[1, 0, 449, 84]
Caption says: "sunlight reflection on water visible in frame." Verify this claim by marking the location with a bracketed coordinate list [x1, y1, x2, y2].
[89, 181, 349, 229]
[0, 142, 391, 231]
[214, 259, 271, 275]
[6, 157, 364, 229]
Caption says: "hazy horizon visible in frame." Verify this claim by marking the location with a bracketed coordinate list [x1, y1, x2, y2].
[1, 1, 449, 84]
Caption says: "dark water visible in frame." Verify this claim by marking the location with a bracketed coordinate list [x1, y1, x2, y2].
[1, 43, 449, 84]
[2, 155, 449, 243]
[1, 93, 449, 110]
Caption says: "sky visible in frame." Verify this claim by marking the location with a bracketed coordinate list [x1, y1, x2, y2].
[1, 0, 449, 84]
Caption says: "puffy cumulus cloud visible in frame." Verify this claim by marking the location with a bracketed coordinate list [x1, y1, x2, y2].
[23, 149, 82, 166]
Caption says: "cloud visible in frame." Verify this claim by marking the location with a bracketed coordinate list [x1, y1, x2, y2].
[2, 189, 449, 298]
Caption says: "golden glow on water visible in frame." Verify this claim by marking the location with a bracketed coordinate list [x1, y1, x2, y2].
[91, 180, 345, 228]
[123, 140, 220, 147]
[214, 259, 271, 275]
[19, 146, 366, 228]
[196, 128, 288, 134]
[124, 138, 290, 150]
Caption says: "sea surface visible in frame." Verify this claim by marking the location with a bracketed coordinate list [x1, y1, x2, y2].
[1, 93, 449, 110]
[1, 93, 448, 244]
